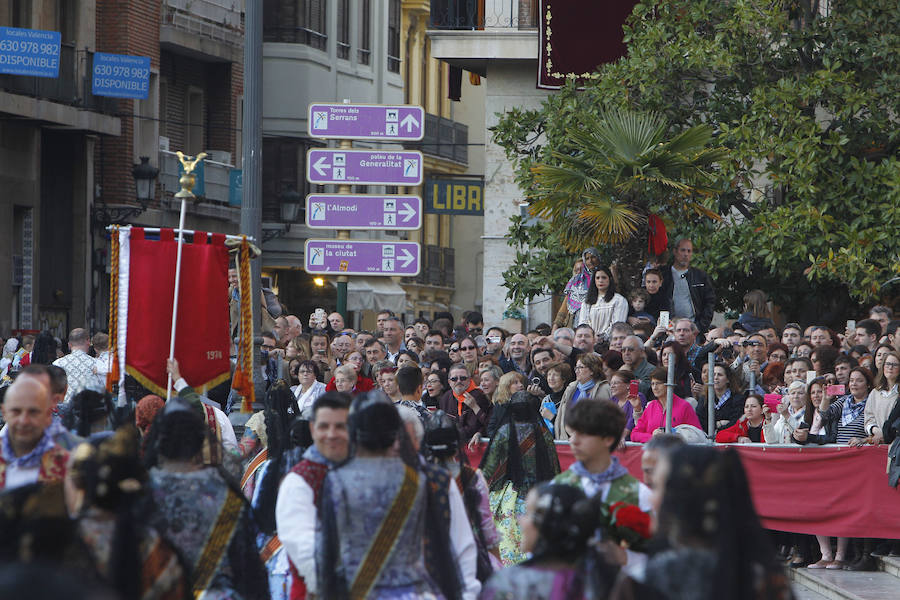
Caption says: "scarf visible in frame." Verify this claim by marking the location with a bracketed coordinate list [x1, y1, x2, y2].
[572, 379, 596, 406]
[0, 428, 56, 469]
[452, 378, 478, 417]
[841, 394, 866, 427]
[570, 456, 629, 486]
[303, 444, 336, 468]
[563, 266, 592, 313]
[714, 388, 732, 410]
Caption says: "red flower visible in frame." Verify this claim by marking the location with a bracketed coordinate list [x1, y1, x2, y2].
[611, 502, 652, 540]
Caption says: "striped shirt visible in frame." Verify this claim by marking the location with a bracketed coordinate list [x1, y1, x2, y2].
[820, 395, 867, 444]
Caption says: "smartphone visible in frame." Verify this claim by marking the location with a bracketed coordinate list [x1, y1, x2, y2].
[629, 380, 640, 396]
[806, 370, 817, 384]
[826, 384, 846, 396]
[314, 307, 327, 327]
[763, 393, 782, 413]
[846, 319, 856, 332]
[658, 311, 670, 330]
[487, 336, 501, 344]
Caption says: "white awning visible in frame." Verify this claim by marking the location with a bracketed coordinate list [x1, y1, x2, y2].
[346, 277, 407, 314]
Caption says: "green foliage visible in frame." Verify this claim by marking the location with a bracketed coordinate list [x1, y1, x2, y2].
[501, 215, 578, 309]
[493, 0, 900, 319]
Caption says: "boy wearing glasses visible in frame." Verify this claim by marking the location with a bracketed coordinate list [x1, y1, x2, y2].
[439, 363, 491, 439]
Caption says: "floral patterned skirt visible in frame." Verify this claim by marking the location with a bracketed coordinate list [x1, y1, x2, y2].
[489, 481, 527, 566]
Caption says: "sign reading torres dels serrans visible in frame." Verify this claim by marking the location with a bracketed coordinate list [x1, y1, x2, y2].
[308, 103, 424, 141]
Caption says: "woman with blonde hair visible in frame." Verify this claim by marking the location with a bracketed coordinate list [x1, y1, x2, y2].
[480, 371, 526, 441]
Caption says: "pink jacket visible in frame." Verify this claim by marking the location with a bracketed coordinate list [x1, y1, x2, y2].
[630, 395, 702, 442]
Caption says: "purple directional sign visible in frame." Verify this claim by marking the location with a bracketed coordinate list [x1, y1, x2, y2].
[306, 194, 421, 230]
[308, 103, 424, 141]
[304, 240, 420, 277]
[306, 149, 423, 186]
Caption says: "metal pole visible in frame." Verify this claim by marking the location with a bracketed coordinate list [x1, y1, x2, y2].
[166, 197, 188, 401]
[707, 352, 716, 440]
[749, 369, 757, 394]
[335, 133, 352, 322]
[241, 0, 264, 407]
[665, 352, 675, 433]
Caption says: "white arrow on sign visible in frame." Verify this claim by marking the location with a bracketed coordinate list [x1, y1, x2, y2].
[313, 156, 330, 176]
[400, 113, 420, 133]
[399, 248, 415, 268]
[399, 203, 416, 223]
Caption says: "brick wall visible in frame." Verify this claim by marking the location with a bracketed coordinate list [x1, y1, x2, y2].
[96, 0, 161, 205]
[95, 0, 244, 205]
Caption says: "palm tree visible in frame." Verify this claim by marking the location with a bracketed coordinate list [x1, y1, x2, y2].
[528, 108, 728, 253]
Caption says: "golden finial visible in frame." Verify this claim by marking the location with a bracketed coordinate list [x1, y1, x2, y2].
[174, 151, 208, 199]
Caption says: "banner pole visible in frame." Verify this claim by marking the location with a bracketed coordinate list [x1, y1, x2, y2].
[167, 196, 188, 401]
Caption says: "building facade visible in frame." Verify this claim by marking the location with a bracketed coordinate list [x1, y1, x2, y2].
[429, 0, 553, 330]
[260, 0, 484, 326]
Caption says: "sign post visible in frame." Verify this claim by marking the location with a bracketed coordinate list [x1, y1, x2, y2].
[306, 101, 425, 321]
[305, 194, 421, 230]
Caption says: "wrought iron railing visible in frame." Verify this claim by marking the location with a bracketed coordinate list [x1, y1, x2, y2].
[405, 113, 468, 165]
[0, 44, 117, 114]
[430, 0, 539, 30]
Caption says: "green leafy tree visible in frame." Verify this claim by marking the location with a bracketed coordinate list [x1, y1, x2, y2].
[493, 0, 900, 322]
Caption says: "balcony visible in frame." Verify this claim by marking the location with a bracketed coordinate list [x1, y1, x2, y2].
[0, 44, 118, 115]
[161, 0, 244, 63]
[405, 113, 468, 166]
[427, 0, 539, 75]
[430, 0, 539, 30]
[159, 150, 240, 216]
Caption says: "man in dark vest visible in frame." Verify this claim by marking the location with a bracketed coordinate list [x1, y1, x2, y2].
[275, 391, 351, 600]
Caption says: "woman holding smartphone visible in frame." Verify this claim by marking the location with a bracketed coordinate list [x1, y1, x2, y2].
[607, 369, 646, 441]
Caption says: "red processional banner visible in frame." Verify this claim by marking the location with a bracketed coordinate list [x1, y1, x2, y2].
[537, 0, 640, 90]
[467, 442, 900, 539]
[125, 228, 231, 395]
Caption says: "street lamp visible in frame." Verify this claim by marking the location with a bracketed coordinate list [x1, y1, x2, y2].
[280, 187, 301, 223]
[132, 156, 160, 207]
[263, 187, 302, 242]
[93, 156, 161, 226]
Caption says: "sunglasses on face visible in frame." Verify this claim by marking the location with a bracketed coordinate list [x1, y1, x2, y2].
[450, 347, 459, 352]
[449, 376, 469, 382]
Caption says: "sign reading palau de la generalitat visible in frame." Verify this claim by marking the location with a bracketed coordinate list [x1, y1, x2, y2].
[306, 194, 422, 230]
[306, 149, 424, 186]
[308, 103, 425, 141]
[304, 240, 420, 277]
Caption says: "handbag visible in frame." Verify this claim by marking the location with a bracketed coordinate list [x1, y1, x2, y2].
[888, 437, 900, 488]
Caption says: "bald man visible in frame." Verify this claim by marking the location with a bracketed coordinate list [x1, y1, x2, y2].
[0, 378, 69, 490]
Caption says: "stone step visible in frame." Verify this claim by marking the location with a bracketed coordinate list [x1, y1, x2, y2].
[788, 566, 900, 600]
[793, 582, 838, 600]
[874, 555, 900, 578]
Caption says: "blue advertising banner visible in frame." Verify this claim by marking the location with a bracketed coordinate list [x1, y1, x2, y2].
[92, 52, 150, 99]
[0, 27, 60, 78]
[228, 169, 242, 206]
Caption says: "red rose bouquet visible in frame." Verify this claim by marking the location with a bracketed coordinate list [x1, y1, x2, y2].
[601, 501, 652, 552]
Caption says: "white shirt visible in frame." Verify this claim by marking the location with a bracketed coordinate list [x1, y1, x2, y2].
[3, 463, 40, 490]
[276, 462, 481, 599]
[173, 378, 238, 452]
[576, 293, 629, 338]
[276, 470, 319, 591]
[295, 380, 327, 417]
[54, 349, 103, 402]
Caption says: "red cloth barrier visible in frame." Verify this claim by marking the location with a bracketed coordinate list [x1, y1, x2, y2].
[466, 442, 900, 538]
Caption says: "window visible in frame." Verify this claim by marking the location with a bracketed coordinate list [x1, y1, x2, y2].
[358, 0, 371, 64]
[159, 79, 169, 138]
[388, 0, 401, 73]
[337, 0, 350, 59]
[10, 0, 31, 27]
[263, 0, 327, 50]
[185, 88, 204, 155]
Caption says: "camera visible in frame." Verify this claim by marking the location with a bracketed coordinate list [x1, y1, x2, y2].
[721, 347, 735, 360]
[531, 377, 541, 386]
